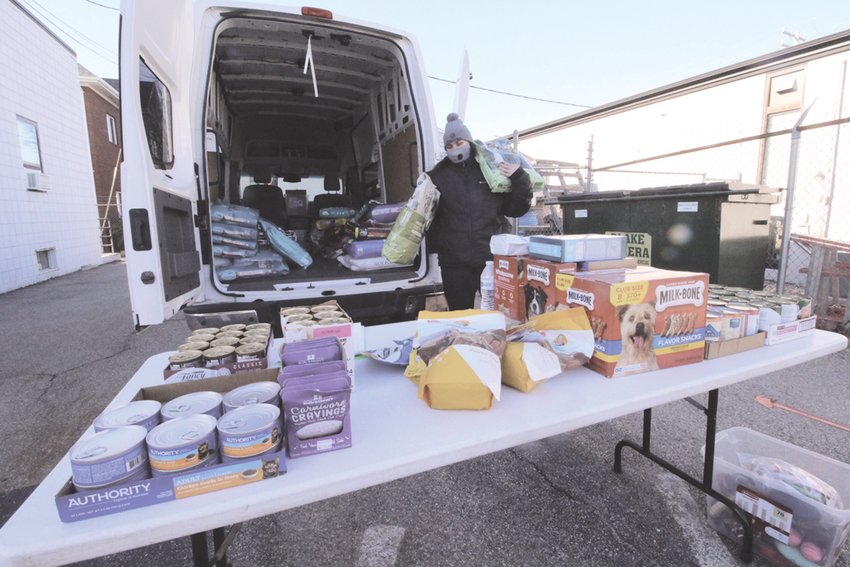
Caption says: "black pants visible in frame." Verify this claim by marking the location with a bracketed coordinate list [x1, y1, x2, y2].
[441, 263, 485, 311]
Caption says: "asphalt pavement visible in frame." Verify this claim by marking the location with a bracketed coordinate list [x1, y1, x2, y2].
[0, 261, 848, 567]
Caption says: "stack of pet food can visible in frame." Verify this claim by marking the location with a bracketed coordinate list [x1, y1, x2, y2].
[168, 323, 271, 371]
[706, 285, 813, 341]
[278, 337, 352, 458]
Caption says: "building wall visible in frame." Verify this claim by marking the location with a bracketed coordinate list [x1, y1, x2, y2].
[0, 0, 102, 293]
[81, 85, 122, 224]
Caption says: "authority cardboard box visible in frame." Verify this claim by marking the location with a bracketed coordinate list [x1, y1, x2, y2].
[704, 427, 850, 567]
[704, 332, 765, 360]
[562, 266, 709, 377]
[55, 369, 287, 523]
[493, 255, 577, 323]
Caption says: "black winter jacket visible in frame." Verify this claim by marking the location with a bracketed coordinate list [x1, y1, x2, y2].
[428, 156, 532, 267]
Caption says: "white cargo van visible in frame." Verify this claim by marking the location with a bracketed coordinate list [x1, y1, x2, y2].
[121, 0, 445, 329]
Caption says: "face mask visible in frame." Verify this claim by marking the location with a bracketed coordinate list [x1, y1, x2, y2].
[448, 143, 471, 164]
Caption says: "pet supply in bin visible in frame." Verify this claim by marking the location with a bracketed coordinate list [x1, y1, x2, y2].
[705, 427, 850, 567]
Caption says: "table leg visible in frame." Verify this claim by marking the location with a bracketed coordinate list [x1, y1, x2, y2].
[612, 389, 754, 563]
[190, 526, 238, 567]
[191, 532, 210, 567]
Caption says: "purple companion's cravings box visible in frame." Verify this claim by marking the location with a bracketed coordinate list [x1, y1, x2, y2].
[55, 369, 287, 522]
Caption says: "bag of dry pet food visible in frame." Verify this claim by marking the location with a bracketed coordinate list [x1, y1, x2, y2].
[382, 173, 440, 264]
[407, 310, 506, 409]
[503, 308, 594, 391]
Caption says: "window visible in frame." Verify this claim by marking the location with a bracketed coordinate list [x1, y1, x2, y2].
[36, 248, 56, 271]
[139, 58, 174, 169]
[17, 116, 42, 170]
[106, 114, 118, 145]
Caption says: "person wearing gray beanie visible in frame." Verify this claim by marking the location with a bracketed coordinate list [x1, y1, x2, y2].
[428, 113, 533, 310]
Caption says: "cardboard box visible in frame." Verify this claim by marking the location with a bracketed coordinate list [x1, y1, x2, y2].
[528, 233, 627, 263]
[520, 256, 577, 319]
[493, 255, 525, 323]
[764, 315, 817, 345]
[279, 301, 363, 386]
[163, 333, 273, 380]
[706, 427, 850, 567]
[704, 332, 765, 359]
[562, 266, 709, 378]
[577, 257, 638, 271]
[55, 369, 287, 523]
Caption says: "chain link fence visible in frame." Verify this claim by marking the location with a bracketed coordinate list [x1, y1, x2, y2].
[525, 103, 850, 331]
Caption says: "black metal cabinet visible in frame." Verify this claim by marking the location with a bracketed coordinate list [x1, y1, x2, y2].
[556, 183, 777, 289]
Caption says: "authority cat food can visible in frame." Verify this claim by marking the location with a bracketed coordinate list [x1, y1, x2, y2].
[146, 414, 219, 476]
[220, 323, 247, 332]
[161, 391, 223, 421]
[177, 341, 209, 352]
[223, 381, 281, 412]
[70, 425, 149, 491]
[217, 403, 281, 462]
[245, 323, 272, 332]
[191, 327, 220, 335]
[93, 400, 162, 432]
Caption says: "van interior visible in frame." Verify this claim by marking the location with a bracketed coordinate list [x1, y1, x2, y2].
[203, 14, 426, 291]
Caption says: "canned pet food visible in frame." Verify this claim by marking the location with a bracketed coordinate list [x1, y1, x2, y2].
[310, 304, 340, 313]
[203, 345, 236, 367]
[795, 295, 813, 318]
[216, 331, 244, 339]
[70, 425, 149, 490]
[285, 314, 314, 323]
[146, 414, 219, 476]
[168, 350, 204, 370]
[235, 342, 267, 362]
[223, 381, 281, 412]
[280, 307, 310, 317]
[246, 323, 272, 332]
[753, 301, 782, 331]
[93, 400, 162, 432]
[221, 324, 247, 332]
[705, 312, 722, 342]
[313, 310, 344, 320]
[321, 317, 350, 325]
[719, 309, 743, 341]
[192, 327, 221, 335]
[188, 333, 217, 344]
[177, 341, 209, 352]
[774, 298, 800, 323]
[241, 330, 270, 342]
[161, 391, 223, 420]
[725, 305, 760, 337]
[217, 404, 281, 462]
[210, 337, 241, 348]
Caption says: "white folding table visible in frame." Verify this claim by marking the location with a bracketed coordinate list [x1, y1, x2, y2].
[0, 322, 845, 566]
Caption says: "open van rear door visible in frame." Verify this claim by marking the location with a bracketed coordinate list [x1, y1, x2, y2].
[120, 0, 202, 327]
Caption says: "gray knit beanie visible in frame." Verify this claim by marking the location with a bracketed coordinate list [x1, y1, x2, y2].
[443, 113, 472, 145]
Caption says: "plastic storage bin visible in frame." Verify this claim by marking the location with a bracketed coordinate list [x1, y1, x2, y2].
[703, 427, 850, 567]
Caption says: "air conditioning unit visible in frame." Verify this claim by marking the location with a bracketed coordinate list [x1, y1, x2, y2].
[26, 172, 50, 192]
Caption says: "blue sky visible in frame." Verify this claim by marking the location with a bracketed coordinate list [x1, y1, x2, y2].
[21, 0, 850, 141]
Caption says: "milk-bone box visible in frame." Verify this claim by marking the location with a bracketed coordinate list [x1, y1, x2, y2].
[493, 255, 577, 323]
[560, 266, 710, 377]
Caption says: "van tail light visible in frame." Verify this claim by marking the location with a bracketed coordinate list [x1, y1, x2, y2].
[302, 7, 333, 19]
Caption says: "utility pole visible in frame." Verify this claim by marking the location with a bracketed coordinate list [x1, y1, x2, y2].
[585, 136, 594, 193]
[781, 29, 806, 47]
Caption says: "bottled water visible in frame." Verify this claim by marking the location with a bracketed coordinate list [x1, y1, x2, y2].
[480, 260, 495, 311]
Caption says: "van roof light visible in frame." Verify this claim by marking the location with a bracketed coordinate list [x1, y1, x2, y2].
[302, 7, 333, 19]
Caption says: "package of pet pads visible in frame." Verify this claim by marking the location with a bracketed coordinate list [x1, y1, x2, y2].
[217, 257, 290, 282]
[210, 204, 260, 227]
[382, 173, 439, 265]
[211, 222, 258, 241]
[473, 139, 545, 193]
[260, 219, 313, 269]
[506, 308, 594, 372]
[501, 341, 563, 393]
[212, 234, 258, 251]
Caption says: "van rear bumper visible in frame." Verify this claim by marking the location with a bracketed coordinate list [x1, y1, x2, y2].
[184, 284, 443, 333]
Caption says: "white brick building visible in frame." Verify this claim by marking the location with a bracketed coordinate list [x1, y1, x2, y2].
[0, 0, 102, 294]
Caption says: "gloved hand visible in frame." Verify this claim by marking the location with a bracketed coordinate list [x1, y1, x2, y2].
[497, 162, 520, 177]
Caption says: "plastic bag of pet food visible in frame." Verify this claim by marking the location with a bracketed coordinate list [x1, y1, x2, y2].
[506, 308, 594, 373]
[382, 173, 439, 265]
[739, 453, 844, 508]
[473, 139, 545, 193]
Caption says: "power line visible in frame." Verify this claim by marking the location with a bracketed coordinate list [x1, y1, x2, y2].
[19, 0, 117, 64]
[82, 0, 119, 11]
[429, 75, 592, 109]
